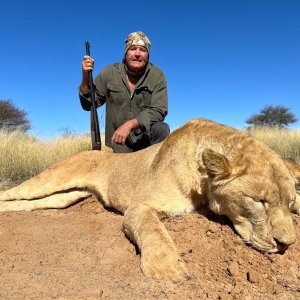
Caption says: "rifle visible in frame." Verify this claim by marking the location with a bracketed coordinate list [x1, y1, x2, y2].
[85, 41, 101, 150]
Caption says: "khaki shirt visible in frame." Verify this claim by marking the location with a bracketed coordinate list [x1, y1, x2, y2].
[79, 62, 168, 148]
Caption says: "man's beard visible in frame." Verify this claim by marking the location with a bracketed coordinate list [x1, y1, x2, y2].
[123, 59, 148, 77]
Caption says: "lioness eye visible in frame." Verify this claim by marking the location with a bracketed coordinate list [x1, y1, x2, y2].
[258, 198, 269, 210]
[255, 198, 265, 207]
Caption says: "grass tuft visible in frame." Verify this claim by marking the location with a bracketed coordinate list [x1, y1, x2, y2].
[247, 126, 300, 163]
[0, 130, 95, 189]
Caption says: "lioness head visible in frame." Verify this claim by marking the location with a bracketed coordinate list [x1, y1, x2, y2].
[201, 148, 297, 253]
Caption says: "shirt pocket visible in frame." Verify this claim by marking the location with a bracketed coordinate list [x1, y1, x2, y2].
[136, 86, 154, 107]
[107, 83, 126, 105]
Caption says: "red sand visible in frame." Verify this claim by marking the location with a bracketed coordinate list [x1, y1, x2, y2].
[1, 197, 299, 299]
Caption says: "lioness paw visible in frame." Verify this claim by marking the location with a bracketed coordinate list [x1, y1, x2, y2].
[141, 249, 190, 281]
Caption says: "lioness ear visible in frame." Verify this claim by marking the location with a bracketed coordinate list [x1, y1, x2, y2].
[202, 148, 231, 179]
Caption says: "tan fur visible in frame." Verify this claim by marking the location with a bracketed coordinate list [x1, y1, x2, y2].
[0, 118, 299, 281]
[284, 159, 300, 214]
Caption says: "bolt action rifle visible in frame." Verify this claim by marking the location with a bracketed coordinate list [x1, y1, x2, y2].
[85, 41, 101, 150]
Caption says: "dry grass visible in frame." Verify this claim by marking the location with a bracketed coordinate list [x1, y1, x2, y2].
[247, 126, 300, 163]
[0, 130, 101, 189]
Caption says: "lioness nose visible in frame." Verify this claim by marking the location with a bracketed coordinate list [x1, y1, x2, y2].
[274, 238, 294, 253]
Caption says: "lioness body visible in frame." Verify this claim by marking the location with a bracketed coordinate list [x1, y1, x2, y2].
[1, 118, 299, 280]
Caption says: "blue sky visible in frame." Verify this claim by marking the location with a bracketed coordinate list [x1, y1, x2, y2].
[1, 0, 299, 139]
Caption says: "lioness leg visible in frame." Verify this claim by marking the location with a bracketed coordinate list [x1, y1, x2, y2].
[0, 191, 91, 212]
[123, 204, 189, 281]
[0, 151, 109, 202]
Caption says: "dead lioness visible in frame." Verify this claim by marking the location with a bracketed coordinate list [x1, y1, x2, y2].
[1, 118, 299, 281]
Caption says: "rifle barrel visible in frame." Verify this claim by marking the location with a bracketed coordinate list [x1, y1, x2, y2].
[85, 41, 101, 150]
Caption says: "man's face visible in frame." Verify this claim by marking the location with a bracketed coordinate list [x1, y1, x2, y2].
[125, 45, 148, 72]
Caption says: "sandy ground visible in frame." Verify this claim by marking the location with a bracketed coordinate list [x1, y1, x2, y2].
[0, 197, 299, 300]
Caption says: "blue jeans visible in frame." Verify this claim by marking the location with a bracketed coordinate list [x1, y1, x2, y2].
[112, 121, 170, 153]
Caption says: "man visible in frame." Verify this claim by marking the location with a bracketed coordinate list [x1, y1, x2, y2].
[79, 31, 169, 153]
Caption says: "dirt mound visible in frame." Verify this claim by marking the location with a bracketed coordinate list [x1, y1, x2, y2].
[0, 197, 299, 299]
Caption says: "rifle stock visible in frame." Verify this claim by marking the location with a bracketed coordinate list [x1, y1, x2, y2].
[85, 41, 101, 150]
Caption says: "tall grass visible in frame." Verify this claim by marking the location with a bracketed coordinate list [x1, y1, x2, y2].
[247, 127, 300, 163]
[0, 130, 95, 189]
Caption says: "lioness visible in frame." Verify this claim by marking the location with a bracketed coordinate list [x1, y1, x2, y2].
[1, 118, 299, 281]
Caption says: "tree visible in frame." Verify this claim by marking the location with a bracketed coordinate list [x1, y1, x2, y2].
[0, 99, 31, 132]
[246, 105, 297, 128]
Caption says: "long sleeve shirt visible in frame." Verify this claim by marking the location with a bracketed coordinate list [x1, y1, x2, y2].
[79, 61, 168, 148]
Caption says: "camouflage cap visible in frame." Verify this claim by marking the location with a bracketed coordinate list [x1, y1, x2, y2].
[125, 31, 151, 54]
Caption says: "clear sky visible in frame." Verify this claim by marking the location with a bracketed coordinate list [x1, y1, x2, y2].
[1, 0, 299, 139]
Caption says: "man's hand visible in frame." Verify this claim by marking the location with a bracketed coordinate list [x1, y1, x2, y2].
[80, 55, 95, 93]
[112, 119, 139, 145]
[82, 55, 94, 72]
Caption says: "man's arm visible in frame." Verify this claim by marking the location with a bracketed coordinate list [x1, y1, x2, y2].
[79, 58, 106, 111]
[136, 73, 168, 132]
